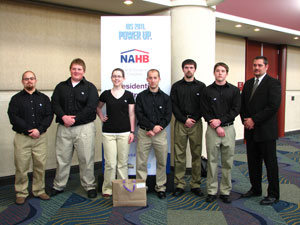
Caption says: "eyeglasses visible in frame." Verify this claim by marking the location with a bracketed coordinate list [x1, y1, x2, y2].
[23, 77, 36, 81]
[111, 75, 123, 79]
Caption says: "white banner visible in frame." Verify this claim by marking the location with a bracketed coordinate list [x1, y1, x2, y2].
[101, 16, 171, 175]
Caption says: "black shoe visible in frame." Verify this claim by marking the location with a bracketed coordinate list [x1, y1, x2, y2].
[157, 191, 166, 199]
[87, 189, 97, 198]
[219, 195, 232, 204]
[206, 194, 217, 203]
[241, 190, 261, 198]
[260, 196, 278, 205]
[51, 188, 64, 197]
[173, 188, 184, 197]
[191, 188, 204, 197]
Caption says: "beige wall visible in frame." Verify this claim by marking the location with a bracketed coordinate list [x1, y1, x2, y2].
[0, 1, 102, 176]
[0, 1, 101, 90]
[285, 46, 300, 132]
[215, 33, 245, 140]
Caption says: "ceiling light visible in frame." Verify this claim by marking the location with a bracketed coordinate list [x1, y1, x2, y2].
[124, 0, 133, 5]
[235, 24, 242, 28]
[294, 37, 299, 40]
[254, 28, 260, 32]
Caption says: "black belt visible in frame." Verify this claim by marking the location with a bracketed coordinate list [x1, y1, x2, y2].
[139, 126, 150, 131]
[220, 122, 233, 127]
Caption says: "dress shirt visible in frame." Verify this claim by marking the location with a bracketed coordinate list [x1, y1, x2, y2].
[135, 88, 172, 130]
[201, 82, 241, 125]
[256, 73, 266, 86]
[170, 78, 206, 123]
[51, 77, 98, 126]
[8, 89, 53, 135]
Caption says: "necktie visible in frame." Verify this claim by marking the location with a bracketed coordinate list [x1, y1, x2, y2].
[250, 78, 259, 100]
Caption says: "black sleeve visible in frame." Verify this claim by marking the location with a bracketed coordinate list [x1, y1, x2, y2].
[7, 95, 29, 134]
[200, 87, 212, 122]
[170, 84, 186, 123]
[37, 95, 54, 134]
[160, 95, 172, 128]
[127, 91, 135, 104]
[194, 83, 206, 121]
[99, 90, 108, 103]
[75, 83, 99, 123]
[51, 83, 65, 119]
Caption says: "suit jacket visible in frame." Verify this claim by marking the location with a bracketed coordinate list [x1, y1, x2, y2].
[240, 74, 281, 142]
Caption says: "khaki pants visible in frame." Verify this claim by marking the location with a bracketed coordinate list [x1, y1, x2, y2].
[102, 133, 130, 195]
[53, 122, 96, 191]
[206, 125, 235, 195]
[136, 128, 168, 192]
[174, 120, 203, 189]
[14, 133, 47, 198]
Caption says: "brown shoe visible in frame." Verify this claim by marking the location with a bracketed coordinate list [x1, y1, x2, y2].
[16, 197, 26, 205]
[39, 193, 50, 200]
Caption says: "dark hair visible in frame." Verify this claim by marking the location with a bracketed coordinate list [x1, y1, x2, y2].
[112, 68, 125, 77]
[70, 58, 86, 71]
[214, 62, 229, 73]
[254, 56, 268, 65]
[22, 70, 36, 79]
[147, 69, 160, 77]
[182, 59, 197, 70]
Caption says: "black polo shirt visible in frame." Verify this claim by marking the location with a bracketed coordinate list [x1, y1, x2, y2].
[170, 78, 206, 123]
[8, 89, 53, 135]
[135, 88, 172, 130]
[201, 82, 241, 125]
[51, 77, 98, 126]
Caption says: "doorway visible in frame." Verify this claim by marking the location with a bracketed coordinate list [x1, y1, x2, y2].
[245, 40, 286, 137]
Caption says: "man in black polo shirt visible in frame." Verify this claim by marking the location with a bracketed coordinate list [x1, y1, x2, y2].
[8, 70, 53, 205]
[51, 58, 99, 198]
[171, 59, 206, 197]
[201, 62, 241, 203]
[135, 69, 172, 199]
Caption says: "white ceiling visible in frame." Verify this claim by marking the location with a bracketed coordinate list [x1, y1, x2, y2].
[25, 0, 300, 47]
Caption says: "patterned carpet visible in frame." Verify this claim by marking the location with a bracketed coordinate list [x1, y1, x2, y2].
[0, 133, 299, 225]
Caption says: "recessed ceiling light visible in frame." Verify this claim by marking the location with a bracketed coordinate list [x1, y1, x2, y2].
[254, 28, 260, 32]
[124, 0, 133, 5]
[235, 24, 242, 28]
[294, 37, 299, 40]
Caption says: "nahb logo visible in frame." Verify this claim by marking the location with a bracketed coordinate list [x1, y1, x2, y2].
[120, 49, 149, 63]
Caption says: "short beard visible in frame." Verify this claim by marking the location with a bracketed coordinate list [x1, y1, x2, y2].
[185, 74, 193, 79]
[25, 86, 34, 91]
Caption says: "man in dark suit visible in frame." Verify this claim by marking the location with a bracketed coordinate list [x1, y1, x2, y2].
[240, 56, 281, 205]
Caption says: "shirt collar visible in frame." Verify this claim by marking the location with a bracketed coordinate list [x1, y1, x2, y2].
[67, 76, 86, 85]
[146, 88, 162, 94]
[212, 81, 229, 88]
[255, 73, 266, 84]
[21, 89, 39, 95]
[181, 77, 198, 84]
